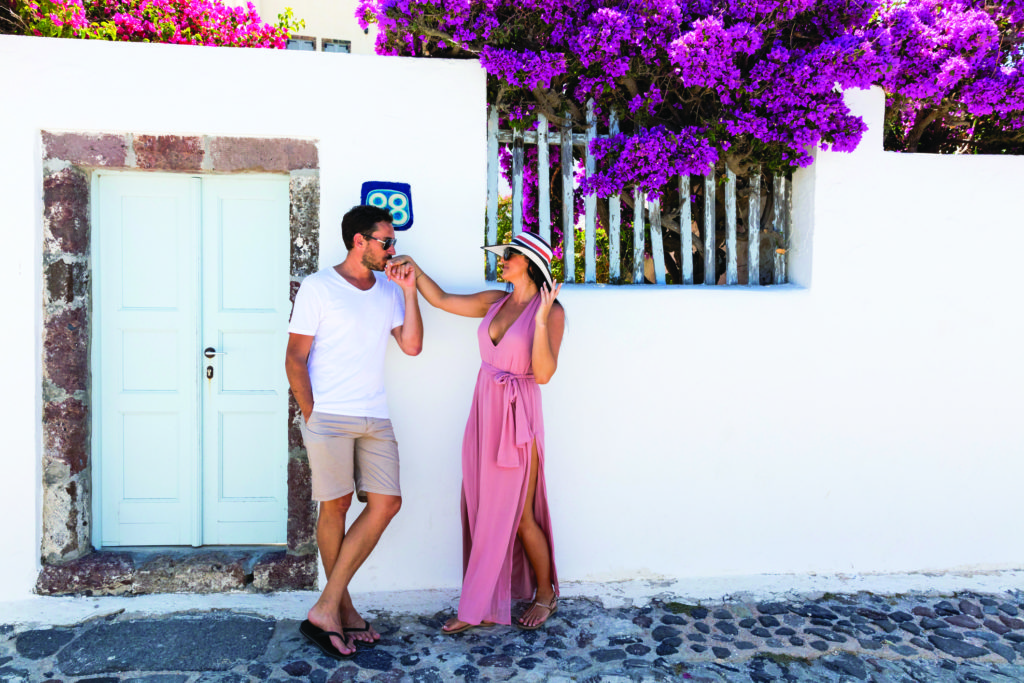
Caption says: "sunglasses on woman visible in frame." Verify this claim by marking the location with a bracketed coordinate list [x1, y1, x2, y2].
[503, 247, 521, 260]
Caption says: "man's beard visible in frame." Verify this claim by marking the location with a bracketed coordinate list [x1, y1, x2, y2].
[362, 251, 389, 272]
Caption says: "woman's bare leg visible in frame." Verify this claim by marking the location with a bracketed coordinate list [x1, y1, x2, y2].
[517, 441, 556, 627]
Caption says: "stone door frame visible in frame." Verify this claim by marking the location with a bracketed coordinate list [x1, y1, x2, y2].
[38, 131, 321, 595]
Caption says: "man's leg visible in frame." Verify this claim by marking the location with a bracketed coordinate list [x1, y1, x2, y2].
[317, 497, 381, 644]
[308, 494, 356, 656]
[307, 492, 401, 642]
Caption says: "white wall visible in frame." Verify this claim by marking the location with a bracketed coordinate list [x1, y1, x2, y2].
[1, 33, 1021, 602]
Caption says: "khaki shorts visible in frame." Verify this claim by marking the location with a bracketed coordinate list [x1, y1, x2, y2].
[300, 412, 401, 502]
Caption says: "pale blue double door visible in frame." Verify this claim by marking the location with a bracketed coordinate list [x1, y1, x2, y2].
[94, 172, 291, 547]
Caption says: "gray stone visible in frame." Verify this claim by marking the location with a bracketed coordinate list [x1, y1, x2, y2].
[1001, 615, 1024, 630]
[794, 605, 837, 620]
[890, 611, 914, 623]
[910, 637, 934, 651]
[934, 628, 964, 640]
[775, 627, 796, 636]
[987, 643, 1017, 662]
[711, 646, 730, 659]
[57, 615, 274, 675]
[921, 617, 946, 629]
[652, 625, 680, 641]
[713, 609, 733, 620]
[901, 622, 923, 635]
[959, 600, 983, 618]
[858, 638, 883, 650]
[788, 637, 804, 646]
[751, 627, 771, 638]
[15, 628, 75, 659]
[758, 615, 781, 628]
[558, 656, 590, 672]
[715, 621, 739, 636]
[476, 654, 513, 667]
[913, 606, 937, 618]
[694, 622, 710, 634]
[282, 661, 312, 676]
[946, 614, 981, 629]
[970, 630, 998, 642]
[687, 633, 706, 642]
[756, 603, 789, 616]
[661, 614, 687, 625]
[823, 654, 867, 680]
[590, 649, 627, 662]
[1000, 603, 1020, 617]
[624, 643, 650, 655]
[891, 645, 917, 656]
[739, 617, 757, 628]
[804, 628, 846, 643]
[928, 635, 988, 658]
[689, 607, 709, 619]
[410, 668, 445, 683]
[655, 642, 677, 656]
[809, 641, 829, 652]
[734, 641, 757, 650]
[991, 618, 1015, 634]
[857, 608, 889, 621]
[934, 601, 959, 616]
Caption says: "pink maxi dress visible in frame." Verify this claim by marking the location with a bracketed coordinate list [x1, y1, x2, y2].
[456, 292, 559, 626]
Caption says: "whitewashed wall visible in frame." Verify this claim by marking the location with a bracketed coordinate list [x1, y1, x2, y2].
[1, 32, 1021, 603]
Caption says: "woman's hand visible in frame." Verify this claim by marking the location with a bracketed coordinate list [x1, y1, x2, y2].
[387, 255, 419, 277]
[535, 282, 562, 324]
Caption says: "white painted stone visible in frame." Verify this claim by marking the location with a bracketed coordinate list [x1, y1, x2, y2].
[1, 36, 1023, 604]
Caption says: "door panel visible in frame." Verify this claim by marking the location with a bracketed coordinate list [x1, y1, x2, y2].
[96, 172, 289, 547]
[98, 174, 199, 546]
[201, 177, 290, 545]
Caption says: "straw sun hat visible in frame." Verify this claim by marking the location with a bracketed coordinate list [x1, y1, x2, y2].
[481, 232, 554, 289]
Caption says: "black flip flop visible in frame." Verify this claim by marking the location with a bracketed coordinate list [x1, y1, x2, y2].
[344, 620, 378, 648]
[300, 619, 356, 660]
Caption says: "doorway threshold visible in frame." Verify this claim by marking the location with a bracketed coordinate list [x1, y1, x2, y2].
[35, 545, 316, 597]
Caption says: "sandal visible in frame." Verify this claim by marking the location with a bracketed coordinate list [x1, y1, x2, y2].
[441, 618, 496, 635]
[516, 596, 558, 631]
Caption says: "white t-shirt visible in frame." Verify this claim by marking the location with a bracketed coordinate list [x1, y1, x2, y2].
[288, 268, 406, 418]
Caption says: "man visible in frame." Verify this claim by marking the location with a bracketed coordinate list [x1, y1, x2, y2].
[285, 205, 422, 658]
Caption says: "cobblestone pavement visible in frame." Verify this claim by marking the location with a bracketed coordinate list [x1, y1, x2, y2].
[4, 590, 1024, 682]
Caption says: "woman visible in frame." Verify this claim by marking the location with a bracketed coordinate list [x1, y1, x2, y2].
[390, 233, 564, 632]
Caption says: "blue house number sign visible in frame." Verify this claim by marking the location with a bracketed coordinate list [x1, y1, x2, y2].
[361, 181, 413, 231]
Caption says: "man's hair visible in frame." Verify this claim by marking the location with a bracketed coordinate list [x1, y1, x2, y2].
[341, 205, 393, 249]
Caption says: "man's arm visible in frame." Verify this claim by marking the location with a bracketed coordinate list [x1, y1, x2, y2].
[285, 333, 315, 422]
[389, 262, 423, 356]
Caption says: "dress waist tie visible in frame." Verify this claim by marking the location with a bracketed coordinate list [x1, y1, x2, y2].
[481, 361, 535, 469]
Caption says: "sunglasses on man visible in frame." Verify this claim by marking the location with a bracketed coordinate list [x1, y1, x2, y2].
[365, 234, 398, 250]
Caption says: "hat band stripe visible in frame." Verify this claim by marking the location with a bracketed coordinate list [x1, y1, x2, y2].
[512, 235, 552, 266]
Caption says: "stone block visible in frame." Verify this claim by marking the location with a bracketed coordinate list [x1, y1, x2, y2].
[42, 131, 127, 167]
[43, 168, 90, 255]
[44, 258, 89, 305]
[252, 551, 317, 591]
[134, 135, 204, 171]
[44, 305, 88, 394]
[290, 174, 320, 277]
[41, 476, 91, 564]
[210, 137, 317, 173]
[287, 456, 316, 553]
[134, 551, 247, 594]
[287, 394, 303, 450]
[36, 551, 134, 596]
[43, 397, 89, 476]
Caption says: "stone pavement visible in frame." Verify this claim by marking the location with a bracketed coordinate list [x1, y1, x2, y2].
[3, 590, 1024, 682]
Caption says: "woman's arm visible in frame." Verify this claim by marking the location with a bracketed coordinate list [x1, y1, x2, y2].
[388, 255, 504, 318]
[532, 284, 565, 384]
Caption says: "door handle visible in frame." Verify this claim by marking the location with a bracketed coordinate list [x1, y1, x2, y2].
[203, 347, 227, 359]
